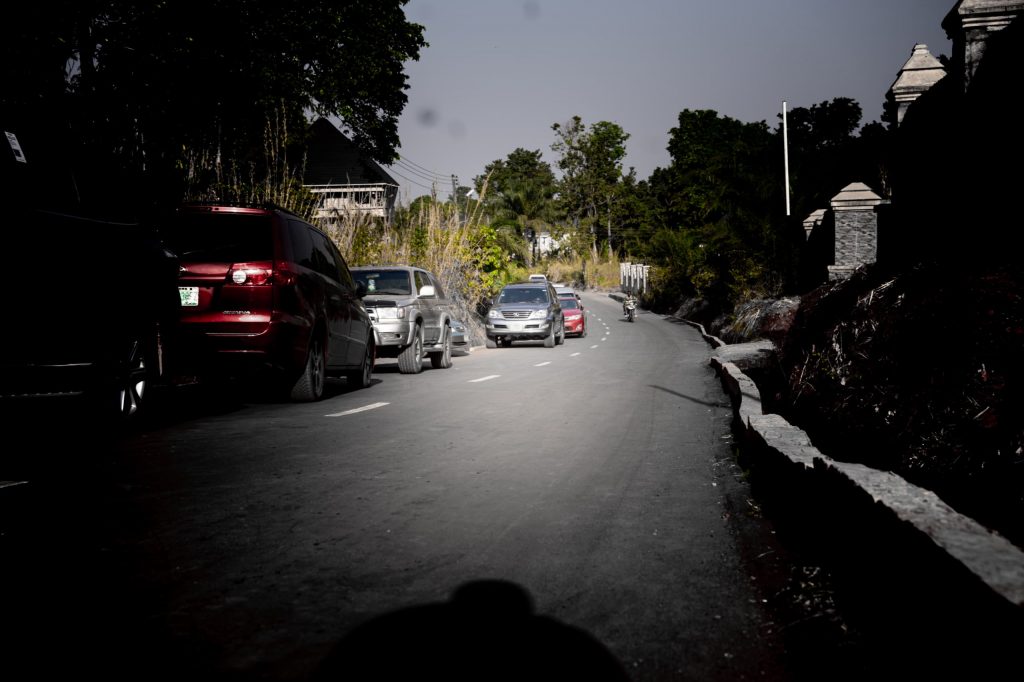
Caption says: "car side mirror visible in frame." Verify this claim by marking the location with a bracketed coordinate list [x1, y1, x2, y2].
[418, 284, 435, 297]
[355, 281, 368, 298]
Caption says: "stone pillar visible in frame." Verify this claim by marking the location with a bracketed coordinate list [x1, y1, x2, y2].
[827, 183, 886, 281]
[889, 44, 947, 126]
[802, 208, 826, 240]
[942, 0, 1024, 90]
[620, 262, 652, 294]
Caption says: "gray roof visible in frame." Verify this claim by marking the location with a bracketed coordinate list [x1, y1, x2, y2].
[303, 118, 398, 187]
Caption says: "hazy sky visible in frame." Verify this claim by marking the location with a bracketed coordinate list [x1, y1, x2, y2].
[383, 0, 954, 204]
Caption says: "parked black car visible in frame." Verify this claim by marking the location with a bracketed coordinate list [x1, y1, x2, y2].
[0, 208, 181, 420]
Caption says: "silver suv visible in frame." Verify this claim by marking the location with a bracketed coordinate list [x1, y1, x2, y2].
[485, 281, 565, 348]
[351, 266, 455, 374]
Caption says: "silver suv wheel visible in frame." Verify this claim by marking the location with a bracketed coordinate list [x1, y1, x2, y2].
[398, 324, 424, 374]
[430, 326, 453, 369]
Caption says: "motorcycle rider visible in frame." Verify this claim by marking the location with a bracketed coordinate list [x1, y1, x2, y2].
[622, 291, 637, 318]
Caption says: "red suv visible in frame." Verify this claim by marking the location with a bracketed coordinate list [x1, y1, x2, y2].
[159, 204, 374, 401]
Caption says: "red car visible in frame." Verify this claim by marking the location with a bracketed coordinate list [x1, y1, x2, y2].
[159, 204, 375, 401]
[560, 297, 587, 337]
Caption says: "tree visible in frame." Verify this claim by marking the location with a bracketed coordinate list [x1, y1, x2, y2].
[642, 109, 783, 305]
[1, 1, 426, 211]
[612, 174, 658, 257]
[778, 97, 885, 214]
[474, 148, 558, 264]
[474, 148, 557, 199]
[550, 116, 630, 256]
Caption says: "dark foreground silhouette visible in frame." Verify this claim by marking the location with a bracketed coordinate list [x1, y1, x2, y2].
[312, 580, 632, 681]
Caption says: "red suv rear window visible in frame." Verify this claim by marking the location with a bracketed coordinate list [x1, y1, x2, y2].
[162, 212, 273, 262]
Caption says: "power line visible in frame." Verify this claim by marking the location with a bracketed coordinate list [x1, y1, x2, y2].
[397, 154, 452, 180]
[387, 154, 464, 203]
[392, 159, 449, 183]
[386, 166, 439, 193]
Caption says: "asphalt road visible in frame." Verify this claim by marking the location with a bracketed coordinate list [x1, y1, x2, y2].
[1, 292, 796, 681]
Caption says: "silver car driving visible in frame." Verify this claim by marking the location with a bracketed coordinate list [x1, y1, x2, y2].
[485, 281, 565, 348]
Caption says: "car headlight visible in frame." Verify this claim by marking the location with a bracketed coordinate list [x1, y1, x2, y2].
[488, 309, 501, 319]
[376, 307, 406, 319]
[528, 309, 548, 320]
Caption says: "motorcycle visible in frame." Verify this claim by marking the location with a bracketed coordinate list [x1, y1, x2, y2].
[624, 297, 637, 322]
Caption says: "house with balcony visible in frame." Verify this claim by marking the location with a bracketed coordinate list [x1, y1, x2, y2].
[304, 118, 399, 223]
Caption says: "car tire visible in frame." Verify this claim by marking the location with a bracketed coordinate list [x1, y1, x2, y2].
[556, 320, 565, 345]
[291, 336, 326, 402]
[543, 324, 555, 348]
[345, 334, 375, 388]
[398, 324, 424, 374]
[102, 334, 152, 421]
[430, 326, 453, 369]
[485, 336, 497, 349]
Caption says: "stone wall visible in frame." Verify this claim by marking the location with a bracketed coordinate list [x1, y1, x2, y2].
[823, 182, 885, 281]
[833, 208, 878, 266]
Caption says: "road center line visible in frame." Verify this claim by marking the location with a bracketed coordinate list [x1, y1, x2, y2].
[326, 401, 390, 417]
[590, 344, 600, 349]
[469, 375, 501, 383]
[571, 352, 581, 357]
[534, 361, 552, 367]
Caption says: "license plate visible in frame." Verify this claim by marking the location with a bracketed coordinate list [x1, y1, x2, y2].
[179, 286, 199, 307]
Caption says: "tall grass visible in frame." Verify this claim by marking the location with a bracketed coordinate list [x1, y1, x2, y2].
[542, 248, 621, 290]
[182, 112, 319, 219]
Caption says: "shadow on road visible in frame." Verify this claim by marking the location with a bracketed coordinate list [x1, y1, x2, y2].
[311, 580, 631, 681]
[649, 384, 730, 408]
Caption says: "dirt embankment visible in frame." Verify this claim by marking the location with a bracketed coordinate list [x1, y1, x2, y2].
[726, 263, 1024, 549]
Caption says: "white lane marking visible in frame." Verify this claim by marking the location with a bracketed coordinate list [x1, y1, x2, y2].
[469, 375, 501, 383]
[535, 361, 552, 367]
[326, 402, 390, 417]
[571, 352, 581, 357]
[590, 344, 600, 349]
[602, 337, 608, 342]
[0, 480, 28, 490]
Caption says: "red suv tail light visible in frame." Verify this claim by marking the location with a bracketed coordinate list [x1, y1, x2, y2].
[273, 263, 298, 286]
[227, 261, 273, 286]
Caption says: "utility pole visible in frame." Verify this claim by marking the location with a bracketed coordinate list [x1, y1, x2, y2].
[783, 101, 791, 217]
[606, 194, 614, 261]
[451, 174, 460, 224]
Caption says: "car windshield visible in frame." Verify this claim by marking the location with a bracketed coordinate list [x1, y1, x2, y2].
[561, 298, 580, 310]
[499, 287, 548, 304]
[355, 270, 413, 295]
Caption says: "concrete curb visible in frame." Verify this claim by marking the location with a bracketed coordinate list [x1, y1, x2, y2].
[680, 317, 1024, 618]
